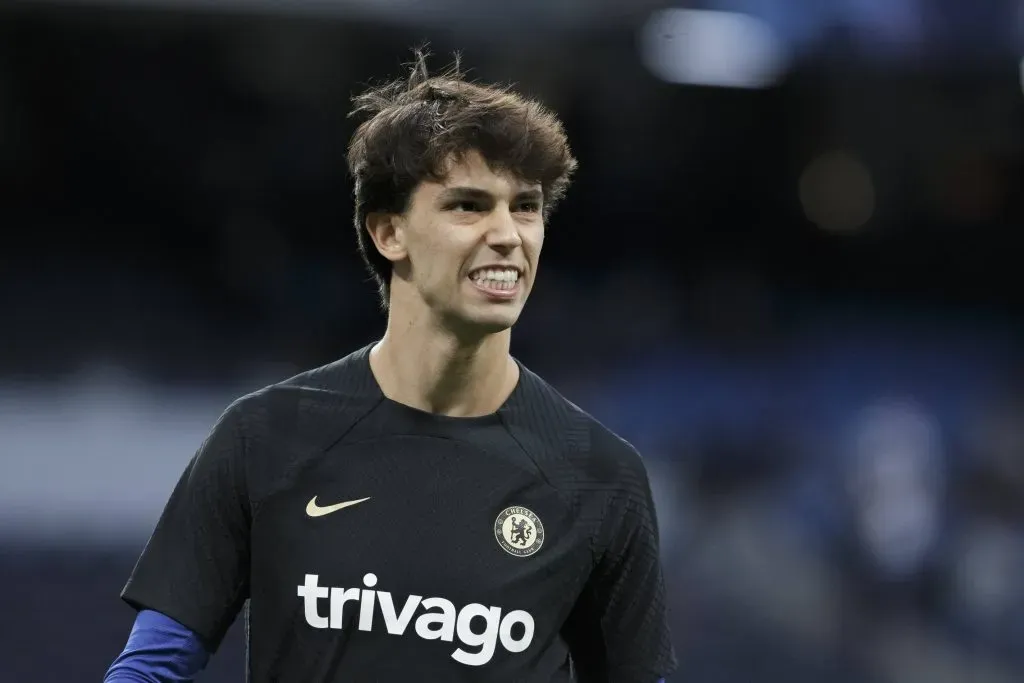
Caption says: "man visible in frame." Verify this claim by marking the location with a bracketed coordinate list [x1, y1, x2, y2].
[105, 51, 677, 682]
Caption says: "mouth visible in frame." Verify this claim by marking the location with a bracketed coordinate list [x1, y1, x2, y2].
[467, 266, 522, 300]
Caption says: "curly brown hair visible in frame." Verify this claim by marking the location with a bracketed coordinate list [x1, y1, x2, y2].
[346, 49, 578, 309]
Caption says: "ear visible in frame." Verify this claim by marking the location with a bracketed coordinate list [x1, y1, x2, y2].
[364, 212, 408, 264]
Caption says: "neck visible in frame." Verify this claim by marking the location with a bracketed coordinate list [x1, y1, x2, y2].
[369, 303, 518, 418]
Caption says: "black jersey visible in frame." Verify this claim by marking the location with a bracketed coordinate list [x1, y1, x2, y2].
[121, 344, 676, 682]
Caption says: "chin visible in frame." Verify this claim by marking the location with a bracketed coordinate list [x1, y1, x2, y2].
[446, 306, 521, 337]
[470, 310, 520, 333]
[475, 317, 518, 334]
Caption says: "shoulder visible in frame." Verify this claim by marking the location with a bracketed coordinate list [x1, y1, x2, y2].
[220, 344, 381, 451]
[569, 399, 651, 498]
[512, 363, 650, 493]
[206, 344, 383, 502]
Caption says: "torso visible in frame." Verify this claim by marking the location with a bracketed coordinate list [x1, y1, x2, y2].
[242, 346, 608, 682]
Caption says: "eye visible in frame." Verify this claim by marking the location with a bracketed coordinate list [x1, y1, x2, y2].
[447, 200, 482, 213]
[515, 201, 542, 213]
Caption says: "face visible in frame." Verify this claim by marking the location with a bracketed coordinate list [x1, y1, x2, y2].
[369, 150, 545, 335]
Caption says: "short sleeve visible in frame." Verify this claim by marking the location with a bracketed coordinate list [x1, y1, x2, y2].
[120, 402, 252, 651]
[564, 440, 677, 683]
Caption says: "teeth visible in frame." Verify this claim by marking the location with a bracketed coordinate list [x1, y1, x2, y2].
[470, 268, 519, 289]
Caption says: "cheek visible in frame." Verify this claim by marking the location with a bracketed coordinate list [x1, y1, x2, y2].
[408, 225, 449, 269]
[419, 231, 467, 288]
[525, 231, 544, 262]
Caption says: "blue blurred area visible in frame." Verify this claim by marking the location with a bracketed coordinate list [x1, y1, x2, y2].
[1, 2, 1023, 682]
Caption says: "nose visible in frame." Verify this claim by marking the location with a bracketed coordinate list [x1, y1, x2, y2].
[485, 205, 523, 251]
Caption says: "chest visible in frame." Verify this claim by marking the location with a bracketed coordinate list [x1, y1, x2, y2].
[249, 435, 594, 612]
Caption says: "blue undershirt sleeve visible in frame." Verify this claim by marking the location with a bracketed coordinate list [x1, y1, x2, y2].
[103, 609, 210, 682]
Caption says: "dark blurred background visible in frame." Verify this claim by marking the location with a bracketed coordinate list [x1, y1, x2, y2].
[2, 0, 1024, 680]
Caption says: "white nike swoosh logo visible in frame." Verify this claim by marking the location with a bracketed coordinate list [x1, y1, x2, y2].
[306, 496, 371, 517]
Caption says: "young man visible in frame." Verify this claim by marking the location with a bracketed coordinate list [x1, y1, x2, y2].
[105, 52, 677, 682]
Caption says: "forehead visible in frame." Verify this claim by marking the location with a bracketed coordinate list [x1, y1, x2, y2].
[436, 150, 539, 194]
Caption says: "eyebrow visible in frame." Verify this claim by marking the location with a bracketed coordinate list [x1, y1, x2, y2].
[440, 186, 544, 203]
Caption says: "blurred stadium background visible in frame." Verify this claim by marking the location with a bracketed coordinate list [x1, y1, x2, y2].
[2, 0, 1024, 680]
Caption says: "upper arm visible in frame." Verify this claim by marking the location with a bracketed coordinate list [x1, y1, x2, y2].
[564, 434, 677, 683]
[120, 401, 253, 651]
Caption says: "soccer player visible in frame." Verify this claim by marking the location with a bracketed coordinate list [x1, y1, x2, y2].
[104, 51, 677, 682]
